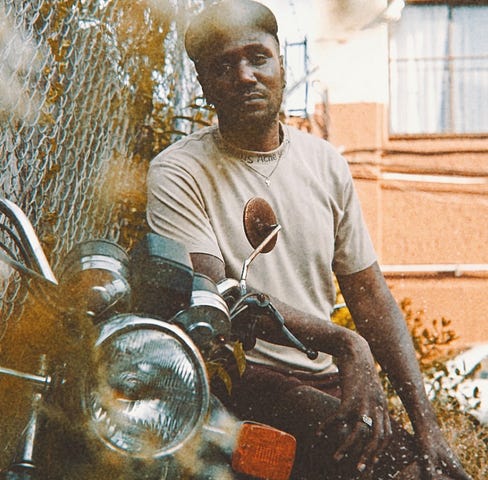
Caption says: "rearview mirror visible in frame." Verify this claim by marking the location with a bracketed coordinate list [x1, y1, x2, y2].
[240, 198, 281, 295]
[243, 197, 279, 253]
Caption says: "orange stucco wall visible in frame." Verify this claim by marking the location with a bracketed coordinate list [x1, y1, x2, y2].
[326, 102, 488, 346]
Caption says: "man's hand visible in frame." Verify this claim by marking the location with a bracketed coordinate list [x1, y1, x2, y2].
[414, 421, 472, 479]
[321, 332, 393, 473]
[338, 263, 472, 479]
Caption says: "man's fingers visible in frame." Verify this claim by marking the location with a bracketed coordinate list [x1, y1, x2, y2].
[332, 419, 364, 462]
[421, 452, 473, 480]
[333, 412, 387, 471]
[437, 456, 473, 480]
[355, 411, 389, 472]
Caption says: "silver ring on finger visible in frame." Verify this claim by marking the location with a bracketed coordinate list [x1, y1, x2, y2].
[360, 414, 373, 428]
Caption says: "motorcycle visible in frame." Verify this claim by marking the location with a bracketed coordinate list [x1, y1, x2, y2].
[0, 197, 302, 480]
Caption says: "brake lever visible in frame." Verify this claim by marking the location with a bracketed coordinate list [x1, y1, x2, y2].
[232, 293, 318, 360]
[264, 299, 318, 360]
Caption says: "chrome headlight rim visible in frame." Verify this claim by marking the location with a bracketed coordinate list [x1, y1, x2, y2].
[84, 313, 210, 459]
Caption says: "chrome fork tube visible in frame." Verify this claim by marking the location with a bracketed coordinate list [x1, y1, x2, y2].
[1, 355, 50, 479]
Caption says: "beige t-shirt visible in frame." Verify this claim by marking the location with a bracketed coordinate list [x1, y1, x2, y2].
[147, 124, 377, 375]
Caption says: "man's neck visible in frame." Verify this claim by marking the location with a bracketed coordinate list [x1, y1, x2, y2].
[219, 120, 281, 152]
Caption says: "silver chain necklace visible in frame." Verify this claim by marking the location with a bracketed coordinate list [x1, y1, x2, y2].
[241, 137, 290, 187]
[243, 156, 281, 186]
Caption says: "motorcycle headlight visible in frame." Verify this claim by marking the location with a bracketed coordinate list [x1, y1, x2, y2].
[58, 239, 131, 322]
[84, 313, 210, 458]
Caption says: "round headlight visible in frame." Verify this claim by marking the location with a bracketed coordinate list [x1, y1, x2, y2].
[84, 314, 210, 458]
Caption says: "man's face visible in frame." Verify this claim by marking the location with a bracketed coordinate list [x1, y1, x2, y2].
[197, 29, 284, 131]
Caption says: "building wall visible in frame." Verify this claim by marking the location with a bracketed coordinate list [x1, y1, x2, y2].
[266, 0, 488, 344]
[328, 102, 488, 346]
[308, 6, 487, 346]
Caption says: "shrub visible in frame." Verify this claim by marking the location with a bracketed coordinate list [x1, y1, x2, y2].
[332, 294, 488, 479]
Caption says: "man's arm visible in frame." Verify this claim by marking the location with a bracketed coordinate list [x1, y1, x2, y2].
[337, 261, 470, 480]
[191, 252, 392, 470]
[191, 254, 382, 361]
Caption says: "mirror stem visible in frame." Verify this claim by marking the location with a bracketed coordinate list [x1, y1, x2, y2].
[240, 224, 282, 295]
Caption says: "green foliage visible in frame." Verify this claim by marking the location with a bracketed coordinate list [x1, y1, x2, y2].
[205, 341, 246, 396]
[400, 298, 459, 368]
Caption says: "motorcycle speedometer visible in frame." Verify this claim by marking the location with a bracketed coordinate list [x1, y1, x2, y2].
[84, 313, 210, 458]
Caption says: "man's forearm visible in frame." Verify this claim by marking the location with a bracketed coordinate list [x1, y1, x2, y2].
[337, 262, 439, 431]
[189, 253, 371, 360]
[358, 302, 439, 430]
[252, 294, 370, 360]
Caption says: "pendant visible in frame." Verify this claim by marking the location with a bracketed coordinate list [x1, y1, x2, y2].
[265, 178, 271, 187]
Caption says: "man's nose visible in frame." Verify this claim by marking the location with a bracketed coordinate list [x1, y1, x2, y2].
[235, 60, 257, 83]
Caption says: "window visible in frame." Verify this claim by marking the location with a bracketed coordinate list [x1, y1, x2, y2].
[284, 38, 310, 117]
[389, 2, 488, 135]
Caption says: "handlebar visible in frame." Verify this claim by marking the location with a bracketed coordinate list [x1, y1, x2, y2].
[217, 279, 318, 360]
[232, 293, 318, 360]
[0, 198, 57, 284]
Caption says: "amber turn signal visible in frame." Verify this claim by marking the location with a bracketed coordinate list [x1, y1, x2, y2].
[232, 421, 296, 480]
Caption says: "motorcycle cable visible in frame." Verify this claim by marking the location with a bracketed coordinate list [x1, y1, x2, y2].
[230, 292, 318, 360]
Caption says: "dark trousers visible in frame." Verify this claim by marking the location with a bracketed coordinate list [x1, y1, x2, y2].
[211, 361, 420, 480]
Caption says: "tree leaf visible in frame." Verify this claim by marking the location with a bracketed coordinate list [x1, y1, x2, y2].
[233, 341, 247, 377]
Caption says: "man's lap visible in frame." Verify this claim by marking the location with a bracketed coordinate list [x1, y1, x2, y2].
[211, 361, 419, 479]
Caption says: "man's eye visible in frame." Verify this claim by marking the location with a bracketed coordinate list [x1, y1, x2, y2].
[251, 54, 267, 66]
[218, 63, 233, 75]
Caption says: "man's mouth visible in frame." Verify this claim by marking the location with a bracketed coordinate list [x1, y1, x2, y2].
[243, 91, 264, 99]
[239, 92, 266, 106]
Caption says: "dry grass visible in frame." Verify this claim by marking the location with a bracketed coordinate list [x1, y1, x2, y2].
[435, 404, 488, 479]
[333, 293, 488, 479]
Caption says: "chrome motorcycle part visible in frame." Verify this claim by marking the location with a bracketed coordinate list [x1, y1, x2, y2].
[129, 233, 193, 320]
[84, 314, 210, 459]
[58, 239, 131, 321]
[239, 223, 281, 296]
[0, 197, 59, 333]
[216, 278, 240, 302]
[0, 365, 51, 389]
[0, 198, 57, 284]
[1, 355, 50, 480]
[172, 273, 230, 354]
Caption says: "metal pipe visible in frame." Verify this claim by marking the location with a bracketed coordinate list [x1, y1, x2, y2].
[0, 198, 57, 284]
[381, 263, 488, 277]
[240, 224, 282, 295]
[3, 355, 50, 476]
[16, 391, 43, 469]
[0, 365, 51, 389]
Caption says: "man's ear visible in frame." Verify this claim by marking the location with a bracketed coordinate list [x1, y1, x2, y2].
[279, 55, 286, 89]
[197, 74, 216, 107]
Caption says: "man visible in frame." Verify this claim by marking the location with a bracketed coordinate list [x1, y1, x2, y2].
[146, 1, 470, 478]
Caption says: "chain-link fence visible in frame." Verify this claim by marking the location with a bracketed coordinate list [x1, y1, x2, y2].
[0, 0, 208, 336]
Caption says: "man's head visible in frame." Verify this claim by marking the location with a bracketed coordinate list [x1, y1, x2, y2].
[184, 0, 285, 138]
[185, 0, 279, 67]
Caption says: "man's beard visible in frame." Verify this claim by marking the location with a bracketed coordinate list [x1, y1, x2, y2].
[217, 94, 283, 134]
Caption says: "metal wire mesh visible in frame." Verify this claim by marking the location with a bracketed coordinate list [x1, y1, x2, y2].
[0, 209, 29, 338]
[0, 0, 205, 334]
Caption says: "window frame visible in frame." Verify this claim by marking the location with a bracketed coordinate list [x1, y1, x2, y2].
[388, 0, 488, 139]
